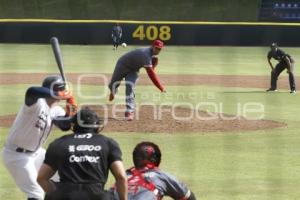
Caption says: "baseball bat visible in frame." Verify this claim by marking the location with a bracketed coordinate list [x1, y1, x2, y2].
[50, 37, 68, 89]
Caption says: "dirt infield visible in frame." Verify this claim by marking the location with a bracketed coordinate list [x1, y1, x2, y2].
[0, 72, 295, 89]
[0, 105, 286, 133]
[0, 73, 289, 133]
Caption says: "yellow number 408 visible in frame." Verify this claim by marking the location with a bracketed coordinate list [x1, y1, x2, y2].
[132, 25, 171, 41]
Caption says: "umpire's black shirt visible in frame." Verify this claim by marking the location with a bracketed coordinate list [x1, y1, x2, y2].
[44, 132, 122, 188]
[268, 48, 290, 63]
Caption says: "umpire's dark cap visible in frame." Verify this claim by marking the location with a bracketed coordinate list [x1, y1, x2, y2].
[270, 42, 278, 48]
[72, 107, 103, 133]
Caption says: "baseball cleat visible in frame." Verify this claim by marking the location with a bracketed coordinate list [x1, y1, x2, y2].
[290, 90, 296, 94]
[109, 93, 114, 101]
[266, 88, 278, 92]
[125, 112, 134, 121]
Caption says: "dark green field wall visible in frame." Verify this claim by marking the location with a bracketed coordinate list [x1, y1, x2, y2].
[0, 0, 260, 21]
[1, 22, 300, 46]
[1, 0, 298, 46]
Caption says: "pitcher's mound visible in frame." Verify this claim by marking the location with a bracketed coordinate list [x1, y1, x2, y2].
[89, 104, 285, 133]
[0, 105, 286, 134]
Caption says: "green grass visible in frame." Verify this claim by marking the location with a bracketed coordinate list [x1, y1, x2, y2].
[1, 44, 300, 75]
[1, 45, 300, 199]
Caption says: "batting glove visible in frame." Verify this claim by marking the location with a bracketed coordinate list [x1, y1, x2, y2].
[57, 90, 73, 100]
[65, 96, 78, 117]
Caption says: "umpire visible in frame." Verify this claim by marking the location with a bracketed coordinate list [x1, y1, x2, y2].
[266, 42, 296, 93]
[37, 107, 128, 200]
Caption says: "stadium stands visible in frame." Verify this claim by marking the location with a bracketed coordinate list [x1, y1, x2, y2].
[259, 0, 300, 22]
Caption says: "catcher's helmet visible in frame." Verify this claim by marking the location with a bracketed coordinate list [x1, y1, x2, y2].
[42, 75, 65, 92]
[72, 107, 104, 134]
[133, 141, 161, 168]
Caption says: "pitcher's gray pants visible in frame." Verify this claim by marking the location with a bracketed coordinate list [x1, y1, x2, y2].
[109, 64, 139, 113]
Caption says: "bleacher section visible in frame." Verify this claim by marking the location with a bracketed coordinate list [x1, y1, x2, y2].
[259, 0, 300, 22]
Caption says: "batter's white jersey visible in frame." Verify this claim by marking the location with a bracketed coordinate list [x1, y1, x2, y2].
[6, 98, 65, 152]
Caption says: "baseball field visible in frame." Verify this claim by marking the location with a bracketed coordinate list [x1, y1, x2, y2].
[0, 44, 300, 199]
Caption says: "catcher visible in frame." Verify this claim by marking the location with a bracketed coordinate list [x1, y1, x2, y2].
[110, 141, 196, 200]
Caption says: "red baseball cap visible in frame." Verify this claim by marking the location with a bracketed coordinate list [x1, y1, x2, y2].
[152, 40, 164, 49]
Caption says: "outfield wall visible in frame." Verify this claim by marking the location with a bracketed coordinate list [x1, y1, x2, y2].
[1, 20, 300, 46]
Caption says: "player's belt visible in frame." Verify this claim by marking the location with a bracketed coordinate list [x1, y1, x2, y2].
[16, 147, 33, 153]
[61, 182, 104, 191]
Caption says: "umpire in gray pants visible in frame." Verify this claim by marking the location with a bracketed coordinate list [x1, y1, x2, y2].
[266, 43, 296, 93]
